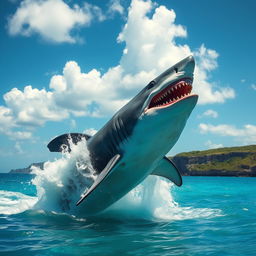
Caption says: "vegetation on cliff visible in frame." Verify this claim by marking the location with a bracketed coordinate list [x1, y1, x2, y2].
[189, 154, 255, 172]
[171, 145, 256, 176]
[176, 145, 256, 157]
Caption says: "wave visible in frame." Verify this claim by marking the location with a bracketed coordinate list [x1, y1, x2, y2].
[0, 190, 37, 215]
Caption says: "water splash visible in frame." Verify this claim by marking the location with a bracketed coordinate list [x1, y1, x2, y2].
[102, 176, 222, 220]
[31, 139, 96, 213]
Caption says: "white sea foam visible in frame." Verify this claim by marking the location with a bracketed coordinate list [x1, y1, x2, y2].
[2, 139, 222, 220]
[102, 176, 222, 220]
[0, 190, 37, 215]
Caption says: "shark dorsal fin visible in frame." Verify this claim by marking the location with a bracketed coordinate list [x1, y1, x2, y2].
[47, 133, 91, 152]
[151, 156, 182, 186]
[76, 154, 121, 206]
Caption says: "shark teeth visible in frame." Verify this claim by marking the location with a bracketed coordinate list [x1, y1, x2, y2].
[148, 79, 193, 109]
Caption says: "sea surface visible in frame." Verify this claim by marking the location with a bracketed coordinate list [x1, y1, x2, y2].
[0, 173, 255, 256]
[0, 142, 255, 256]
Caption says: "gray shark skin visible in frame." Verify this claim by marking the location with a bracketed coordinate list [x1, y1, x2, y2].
[48, 55, 198, 215]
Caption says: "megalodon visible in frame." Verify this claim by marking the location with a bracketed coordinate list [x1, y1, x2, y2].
[47, 55, 198, 215]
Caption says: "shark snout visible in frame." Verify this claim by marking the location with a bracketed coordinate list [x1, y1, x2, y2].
[175, 55, 195, 77]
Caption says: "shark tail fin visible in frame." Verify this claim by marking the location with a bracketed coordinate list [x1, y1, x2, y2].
[47, 133, 92, 152]
[151, 156, 182, 186]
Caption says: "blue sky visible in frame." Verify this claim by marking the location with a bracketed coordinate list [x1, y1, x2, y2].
[0, 0, 255, 172]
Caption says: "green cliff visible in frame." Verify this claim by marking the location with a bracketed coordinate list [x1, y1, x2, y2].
[170, 145, 256, 177]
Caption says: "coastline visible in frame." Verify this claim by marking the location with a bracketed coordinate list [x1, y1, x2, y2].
[171, 145, 256, 177]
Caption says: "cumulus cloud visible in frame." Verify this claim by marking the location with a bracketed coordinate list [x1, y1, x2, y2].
[117, 1, 189, 74]
[0, 86, 66, 140]
[251, 84, 256, 90]
[193, 45, 235, 104]
[49, 0, 235, 115]
[8, 0, 103, 43]
[199, 123, 256, 144]
[2, 0, 237, 139]
[4, 86, 69, 126]
[198, 109, 218, 119]
[49, 61, 130, 116]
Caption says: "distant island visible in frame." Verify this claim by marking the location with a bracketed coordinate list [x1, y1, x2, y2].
[10, 145, 256, 177]
[9, 162, 44, 174]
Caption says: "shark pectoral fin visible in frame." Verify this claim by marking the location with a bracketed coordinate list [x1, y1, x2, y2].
[47, 133, 92, 152]
[76, 154, 121, 206]
[151, 156, 182, 186]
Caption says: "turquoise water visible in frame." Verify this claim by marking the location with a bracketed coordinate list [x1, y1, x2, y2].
[0, 174, 255, 256]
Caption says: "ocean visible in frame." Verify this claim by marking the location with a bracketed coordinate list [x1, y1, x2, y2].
[0, 142, 255, 256]
[0, 173, 255, 256]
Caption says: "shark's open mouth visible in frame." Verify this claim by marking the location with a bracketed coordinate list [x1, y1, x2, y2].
[148, 78, 193, 109]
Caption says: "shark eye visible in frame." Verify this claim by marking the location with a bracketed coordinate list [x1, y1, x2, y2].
[147, 81, 156, 90]
[174, 67, 178, 73]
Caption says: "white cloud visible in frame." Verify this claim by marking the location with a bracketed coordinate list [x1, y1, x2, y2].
[117, 1, 188, 74]
[0, 106, 32, 140]
[118, 1, 235, 104]
[205, 140, 223, 149]
[49, 0, 235, 112]
[198, 109, 218, 119]
[50, 62, 130, 116]
[0, 86, 67, 140]
[70, 119, 77, 129]
[4, 85, 69, 126]
[251, 84, 256, 90]
[8, 131, 33, 140]
[14, 142, 24, 154]
[0, 141, 26, 157]
[0, 106, 14, 130]
[8, 0, 103, 43]
[108, 0, 124, 15]
[193, 45, 235, 104]
[2, 0, 237, 139]
[199, 123, 256, 144]
[51, 0, 234, 111]
[0, 107, 33, 140]
[84, 128, 98, 136]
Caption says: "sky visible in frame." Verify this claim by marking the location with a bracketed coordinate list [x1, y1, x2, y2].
[0, 0, 255, 172]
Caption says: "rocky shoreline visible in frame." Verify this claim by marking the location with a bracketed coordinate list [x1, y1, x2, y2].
[170, 145, 256, 177]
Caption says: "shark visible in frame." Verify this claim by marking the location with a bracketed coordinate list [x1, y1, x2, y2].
[47, 55, 198, 215]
